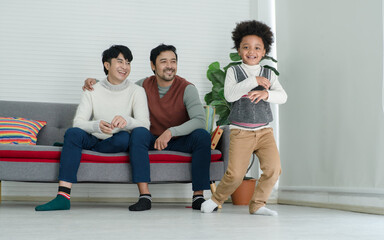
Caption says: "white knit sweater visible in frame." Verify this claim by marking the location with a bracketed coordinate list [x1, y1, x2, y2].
[73, 78, 150, 139]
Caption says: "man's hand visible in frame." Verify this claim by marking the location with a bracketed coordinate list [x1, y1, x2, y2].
[111, 115, 127, 129]
[82, 78, 97, 91]
[99, 120, 113, 134]
[247, 90, 269, 104]
[154, 129, 172, 151]
[256, 76, 271, 90]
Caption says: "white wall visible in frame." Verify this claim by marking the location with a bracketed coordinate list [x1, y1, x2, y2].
[276, 0, 384, 213]
[0, 0, 249, 104]
[0, 0, 252, 201]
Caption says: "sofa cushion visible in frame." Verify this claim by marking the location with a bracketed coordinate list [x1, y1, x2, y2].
[204, 105, 216, 134]
[0, 101, 77, 146]
[0, 117, 47, 145]
[0, 144, 222, 164]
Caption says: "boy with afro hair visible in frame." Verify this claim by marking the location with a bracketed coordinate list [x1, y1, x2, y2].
[201, 20, 287, 216]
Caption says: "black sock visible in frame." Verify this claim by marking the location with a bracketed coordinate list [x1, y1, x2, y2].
[192, 195, 205, 210]
[129, 194, 152, 211]
[58, 186, 71, 195]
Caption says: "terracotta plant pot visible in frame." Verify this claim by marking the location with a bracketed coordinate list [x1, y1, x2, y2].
[231, 178, 257, 205]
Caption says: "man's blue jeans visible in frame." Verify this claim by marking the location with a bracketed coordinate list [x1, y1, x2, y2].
[129, 127, 211, 191]
[59, 127, 130, 183]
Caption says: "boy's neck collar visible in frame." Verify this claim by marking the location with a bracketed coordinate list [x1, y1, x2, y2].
[241, 62, 261, 69]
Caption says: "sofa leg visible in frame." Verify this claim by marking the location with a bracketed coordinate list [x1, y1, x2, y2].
[209, 181, 222, 209]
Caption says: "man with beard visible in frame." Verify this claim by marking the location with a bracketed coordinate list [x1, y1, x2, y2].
[83, 44, 211, 211]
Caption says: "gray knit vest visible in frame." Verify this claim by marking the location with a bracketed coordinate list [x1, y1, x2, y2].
[228, 65, 273, 128]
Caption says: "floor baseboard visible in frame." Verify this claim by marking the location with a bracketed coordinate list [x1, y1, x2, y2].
[278, 187, 384, 215]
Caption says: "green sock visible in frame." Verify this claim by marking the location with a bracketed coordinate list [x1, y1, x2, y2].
[35, 194, 71, 211]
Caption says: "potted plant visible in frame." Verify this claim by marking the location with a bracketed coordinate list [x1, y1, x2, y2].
[204, 52, 279, 205]
[230, 154, 258, 205]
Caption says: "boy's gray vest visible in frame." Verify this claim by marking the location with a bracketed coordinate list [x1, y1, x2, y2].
[228, 65, 273, 128]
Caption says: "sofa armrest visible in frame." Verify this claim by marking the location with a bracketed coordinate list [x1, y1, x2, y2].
[217, 125, 230, 173]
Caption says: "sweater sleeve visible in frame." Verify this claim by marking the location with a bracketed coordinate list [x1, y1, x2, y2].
[73, 91, 102, 134]
[121, 87, 150, 131]
[135, 78, 146, 87]
[169, 85, 206, 137]
[224, 67, 259, 102]
[266, 72, 288, 104]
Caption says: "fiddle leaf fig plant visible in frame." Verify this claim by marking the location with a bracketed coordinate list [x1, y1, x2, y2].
[204, 52, 279, 126]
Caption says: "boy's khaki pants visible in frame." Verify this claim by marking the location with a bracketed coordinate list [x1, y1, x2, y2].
[212, 128, 281, 213]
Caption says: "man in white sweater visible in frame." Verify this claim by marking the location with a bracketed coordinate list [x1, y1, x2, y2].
[35, 45, 150, 211]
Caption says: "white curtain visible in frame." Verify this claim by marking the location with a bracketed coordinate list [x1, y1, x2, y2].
[276, 0, 384, 213]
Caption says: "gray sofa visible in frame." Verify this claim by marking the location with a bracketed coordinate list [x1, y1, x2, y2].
[0, 100, 229, 200]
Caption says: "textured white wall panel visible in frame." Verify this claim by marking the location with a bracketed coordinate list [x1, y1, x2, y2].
[0, 0, 250, 104]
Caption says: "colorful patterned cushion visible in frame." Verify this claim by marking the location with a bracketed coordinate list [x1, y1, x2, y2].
[204, 105, 216, 134]
[0, 117, 47, 145]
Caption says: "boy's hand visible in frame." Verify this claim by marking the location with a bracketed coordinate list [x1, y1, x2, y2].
[248, 90, 269, 104]
[256, 76, 271, 90]
[99, 120, 113, 134]
[111, 115, 127, 129]
[83, 78, 97, 91]
[154, 129, 172, 151]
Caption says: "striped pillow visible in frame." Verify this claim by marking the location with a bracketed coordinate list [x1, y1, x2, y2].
[0, 117, 47, 145]
[204, 105, 216, 134]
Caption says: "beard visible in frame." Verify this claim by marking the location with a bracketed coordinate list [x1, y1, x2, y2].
[157, 68, 176, 81]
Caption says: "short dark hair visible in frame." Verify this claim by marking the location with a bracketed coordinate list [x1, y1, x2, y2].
[102, 45, 133, 75]
[232, 20, 274, 55]
[150, 44, 178, 72]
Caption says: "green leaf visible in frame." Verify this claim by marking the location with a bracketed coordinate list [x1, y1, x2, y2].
[204, 92, 213, 105]
[210, 100, 227, 107]
[215, 104, 231, 123]
[214, 103, 230, 112]
[208, 61, 220, 71]
[211, 86, 224, 104]
[230, 52, 242, 61]
[263, 65, 280, 76]
[207, 69, 225, 86]
[216, 117, 230, 126]
[218, 89, 225, 101]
